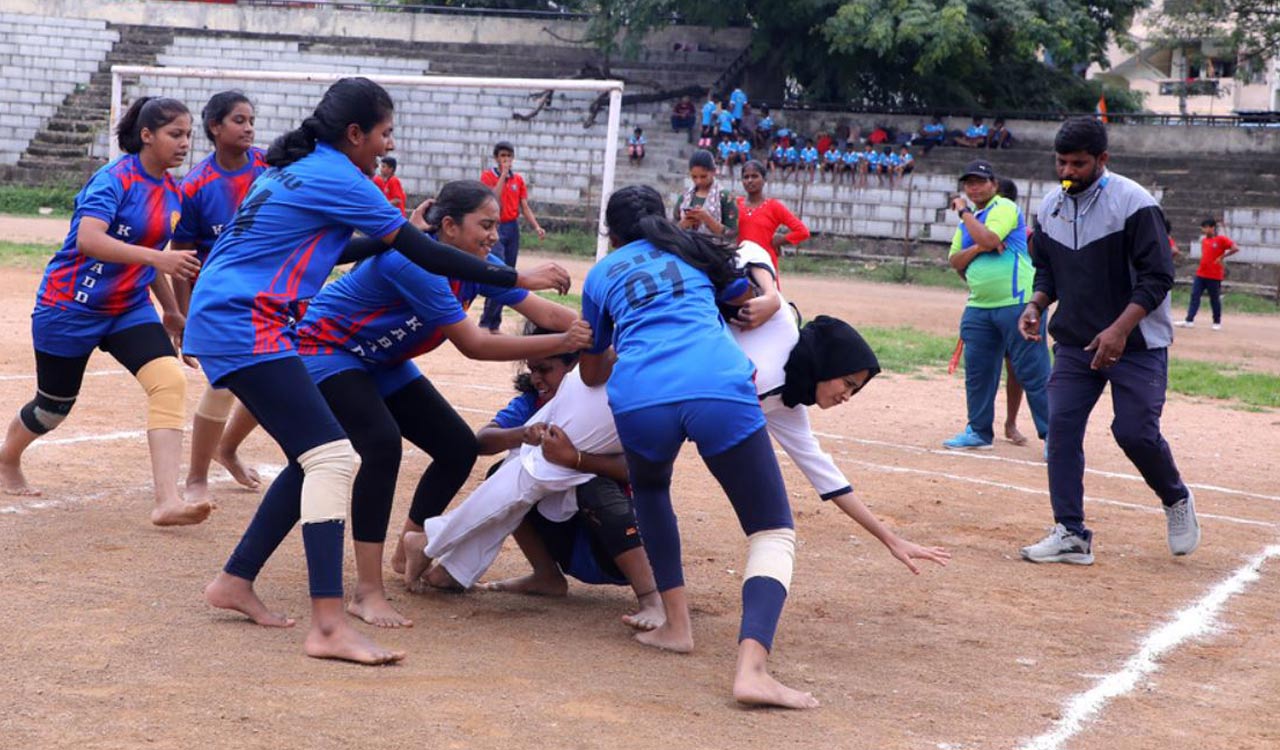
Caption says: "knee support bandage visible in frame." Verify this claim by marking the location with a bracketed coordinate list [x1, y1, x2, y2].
[298, 439, 360, 524]
[19, 391, 76, 434]
[136, 357, 186, 431]
[743, 527, 796, 592]
[193, 387, 235, 422]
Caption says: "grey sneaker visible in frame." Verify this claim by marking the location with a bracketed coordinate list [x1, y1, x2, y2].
[1021, 524, 1094, 565]
[1164, 492, 1201, 556]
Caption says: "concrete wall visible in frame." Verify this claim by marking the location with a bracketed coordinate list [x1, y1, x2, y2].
[0, 12, 116, 165]
[3, 0, 750, 52]
[773, 111, 1280, 155]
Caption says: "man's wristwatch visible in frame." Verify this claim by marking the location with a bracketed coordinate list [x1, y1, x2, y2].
[957, 206, 972, 217]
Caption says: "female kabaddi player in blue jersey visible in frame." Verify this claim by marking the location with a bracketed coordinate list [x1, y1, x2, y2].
[187, 77, 570, 665]
[0, 97, 211, 526]
[209, 179, 589, 630]
[579, 184, 815, 709]
[172, 91, 269, 506]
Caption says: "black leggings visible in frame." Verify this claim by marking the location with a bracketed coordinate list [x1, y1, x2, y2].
[317, 369, 478, 542]
[23, 324, 174, 433]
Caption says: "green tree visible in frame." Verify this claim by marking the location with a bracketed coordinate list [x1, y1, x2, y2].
[1156, 0, 1280, 75]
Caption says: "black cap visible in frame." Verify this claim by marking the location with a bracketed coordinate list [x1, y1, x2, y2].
[960, 160, 996, 180]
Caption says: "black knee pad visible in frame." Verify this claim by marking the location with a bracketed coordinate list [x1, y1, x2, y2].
[20, 392, 76, 435]
[578, 478, 643, 558]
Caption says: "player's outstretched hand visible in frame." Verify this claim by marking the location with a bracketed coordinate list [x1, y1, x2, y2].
[560, 319, 592, 352]
[516, 263, 571, 295]
[887, 538, 951, 575]
[156, 249, 201, 281]
[1017, 304, 1042, 342]
[539, 424, 579, 468]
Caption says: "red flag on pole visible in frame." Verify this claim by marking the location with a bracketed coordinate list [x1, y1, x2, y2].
[1096, 95, 1109, 123]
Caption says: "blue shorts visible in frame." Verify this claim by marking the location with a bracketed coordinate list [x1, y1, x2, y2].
[31, 304, 160, 358]
[302, 349, 422, 397]
[614, 398, 765, 463]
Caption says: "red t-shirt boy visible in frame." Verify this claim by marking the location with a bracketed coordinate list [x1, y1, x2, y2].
[373, 156, 407, 217]
[477, 140, 545, 332]
[1177, 217, 1238, 329]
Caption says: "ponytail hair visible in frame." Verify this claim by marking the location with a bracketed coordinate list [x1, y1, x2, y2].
[605, 184, 737, 289]
[116, 96, 190, 155]
[266, 77, 394, 167]
[425, 180, 497, 231]
[201, 90, 253, 143]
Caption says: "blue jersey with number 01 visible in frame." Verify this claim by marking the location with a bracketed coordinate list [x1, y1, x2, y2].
[582, 238, 756, 416]
[184, 142, 406, 357]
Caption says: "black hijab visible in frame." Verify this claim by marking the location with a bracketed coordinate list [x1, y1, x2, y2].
[781, 316, 880, 407]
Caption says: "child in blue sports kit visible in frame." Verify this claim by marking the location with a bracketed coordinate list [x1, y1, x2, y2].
[188, 77, 571, 666]
[0, 96, 211, 526]
[579, 184, 817, 709]
[203, 180, 587, 630]
[172, 90, 269, 506]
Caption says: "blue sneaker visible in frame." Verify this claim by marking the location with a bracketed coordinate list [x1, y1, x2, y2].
[942, 427, 993, 451]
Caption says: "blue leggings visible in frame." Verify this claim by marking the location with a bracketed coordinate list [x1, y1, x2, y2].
[616, 399, 794, 650]
[219, 355, 347, 599]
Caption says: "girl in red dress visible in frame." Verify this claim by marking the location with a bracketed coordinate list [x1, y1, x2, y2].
[735, 159, 810, 274]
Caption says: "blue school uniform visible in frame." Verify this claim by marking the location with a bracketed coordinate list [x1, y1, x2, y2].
[184, 142, 407, 384]
[33, 153, 182, 356]
[783, 146, 799, 164]
[717, 140, 734, 161]
[736, 140, 751, 156]
[717, 110, 734, 135]
[758, 116, 774, 133]
[700, 100, 716, 127]
[843, 151, 859, 168]
[296, 247, 527, 396]
[173, 147, 268, 268]
[864, 151, 880, 169]
[966, 123, 989, 139]
[823, 148, 840, 164]
[801, 146, 819, 165]
[730, 88, 747, 120]
[770, 145, 785, 163]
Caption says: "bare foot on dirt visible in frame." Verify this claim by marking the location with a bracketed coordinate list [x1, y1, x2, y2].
[0, 458, 40, 496]
[346, 589, 413, 628]
[733, 667, 820, 710]
[622, 591, 665, 631]
[634, 622, 693, 653]
[183, 478, 210, 507]
[401, 531, 430, 592]
[425, 564, 464, 592]
[1004, 423, 1028, 446]
[151, 499, 214, 527]
[214, 449, 261, 490]
[204, 572, 295, 628]
[482, 571, 568, 597]
[303, 623, 405, 666]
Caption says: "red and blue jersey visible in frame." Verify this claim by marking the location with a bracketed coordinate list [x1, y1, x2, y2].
[173, 146, 268, 263]
[183, 142, 407, 358]
[582, 238, 756, 416]
[295, 247, 528, 370]
[35, 154, 181, 317]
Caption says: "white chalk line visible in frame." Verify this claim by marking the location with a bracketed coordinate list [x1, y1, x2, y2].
[1019, 544, 1280, 750]
[813, 430, 1280, 504]
[831, 453, 1277, 529]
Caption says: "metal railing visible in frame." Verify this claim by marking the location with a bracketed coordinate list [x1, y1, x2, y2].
[222, 0, 594, 20]
[759, 101, 1280, 128]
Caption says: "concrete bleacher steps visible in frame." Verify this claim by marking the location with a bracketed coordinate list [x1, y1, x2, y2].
[0, 12, 118, 168]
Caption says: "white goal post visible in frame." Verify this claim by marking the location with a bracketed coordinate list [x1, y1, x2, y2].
[110, 65, 624, 259]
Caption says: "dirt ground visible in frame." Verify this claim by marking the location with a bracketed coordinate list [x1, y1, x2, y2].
[1, 223, 1278, 749]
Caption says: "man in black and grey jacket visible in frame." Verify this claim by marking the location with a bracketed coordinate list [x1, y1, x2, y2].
[1016, 117, 1199, 566]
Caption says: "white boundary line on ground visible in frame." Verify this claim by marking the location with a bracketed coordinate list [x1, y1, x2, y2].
[0, 369, 121, 382]
[832, 454, 1277, 529]
[1019, 544, 1280, 750]
[813, 431, 1280, 503]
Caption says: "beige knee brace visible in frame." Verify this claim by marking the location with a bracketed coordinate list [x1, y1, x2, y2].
[135, 357, 186, 431]
[194, 386, 236, 422]
[743, 527, 796, 592]
[298, 439, 360, 524]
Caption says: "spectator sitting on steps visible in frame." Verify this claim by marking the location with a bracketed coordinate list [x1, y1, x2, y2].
[956, 116, 989, 148]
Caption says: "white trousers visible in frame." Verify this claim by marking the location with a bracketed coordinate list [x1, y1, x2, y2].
[761, 396, 851, 499]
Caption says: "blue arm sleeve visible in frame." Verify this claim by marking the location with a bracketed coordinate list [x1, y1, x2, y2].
[492, 392, 537, 429]
[381, 253, 469, 327]
[581, 284, 614, 355]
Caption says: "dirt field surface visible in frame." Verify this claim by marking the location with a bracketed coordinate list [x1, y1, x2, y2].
[1, 239, 1278, 749]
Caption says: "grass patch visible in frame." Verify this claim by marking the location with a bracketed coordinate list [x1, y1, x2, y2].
[859, 325, 958, 374]
[0, 240, 57, 270]
[534, 290, 583, 309]
[1168, 287, 1279, 316]
[0, 185, 78, 216]
[785, 254, 968, 290]
[527, 228, 598, 259]
[1168, 359, 1280, 409]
